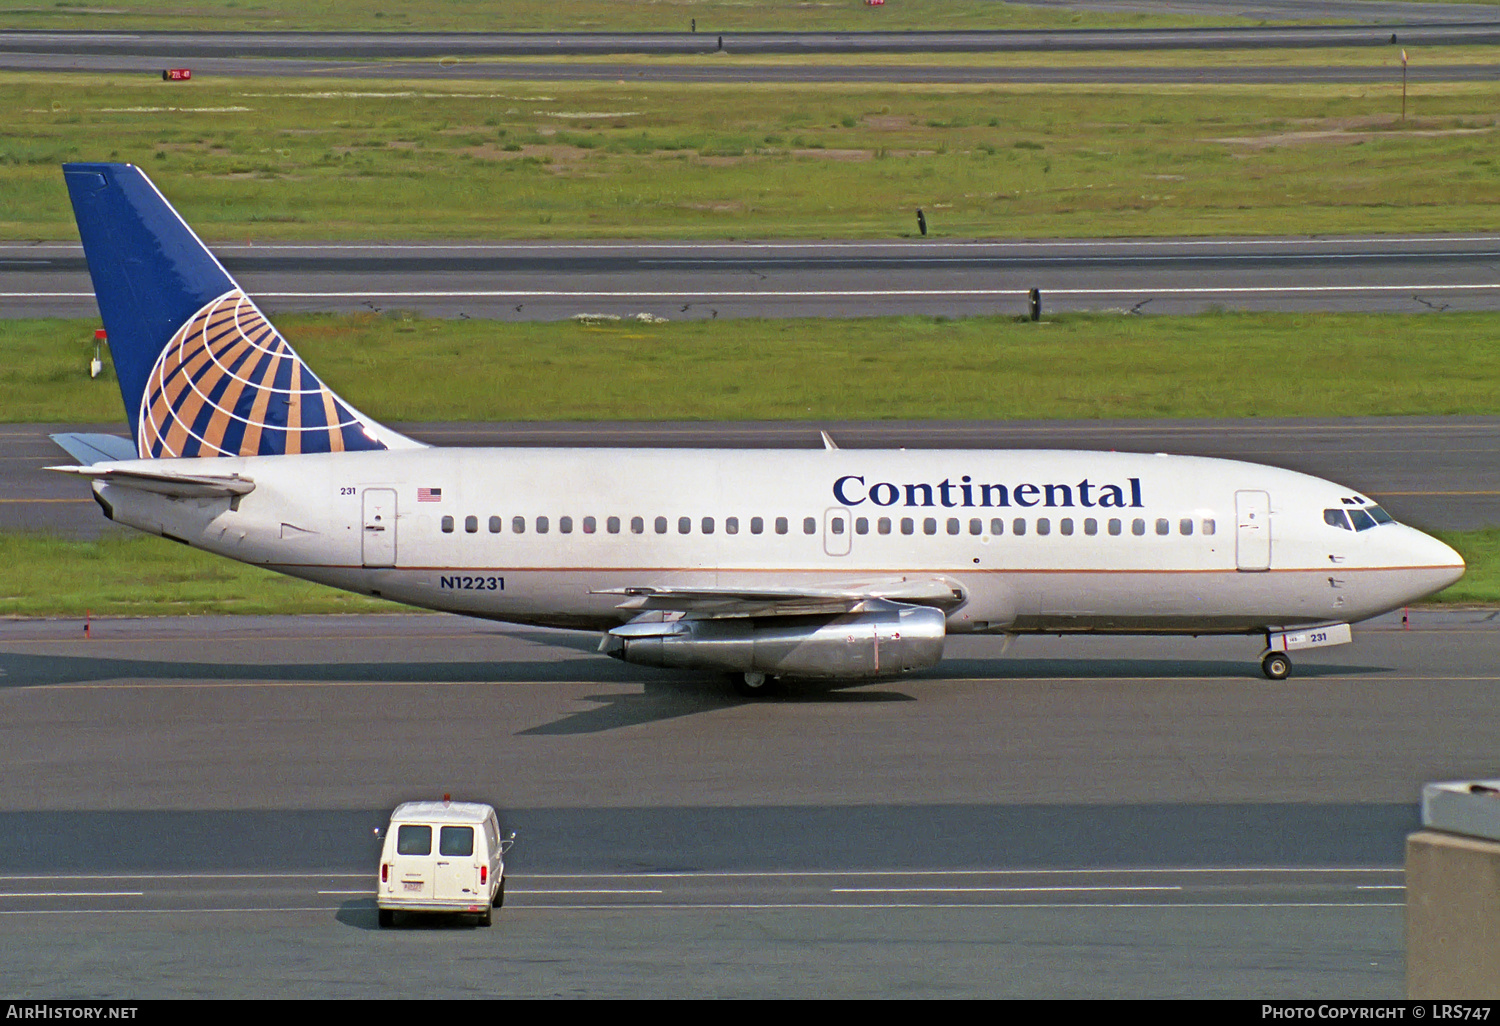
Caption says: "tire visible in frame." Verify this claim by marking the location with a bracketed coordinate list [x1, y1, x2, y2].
[731, 671, 779, 698]
[478, 906, 492, 928]
[1262, 652, 1291, 681]
[377, 908, 394, 929]
[493, 876, 505, 908]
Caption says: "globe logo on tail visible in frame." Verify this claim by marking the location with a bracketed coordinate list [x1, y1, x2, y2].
[138, 290, 388, 459]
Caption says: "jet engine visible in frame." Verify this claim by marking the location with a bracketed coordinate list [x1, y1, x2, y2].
[601, 601, 946, 679]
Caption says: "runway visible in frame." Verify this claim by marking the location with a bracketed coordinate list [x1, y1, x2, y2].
[6, 236, 1499, 321]
[9, 416, 1498, 538]
[1, 607, 1494, 996]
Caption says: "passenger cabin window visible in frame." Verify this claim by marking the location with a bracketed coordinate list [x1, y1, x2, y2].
[439, 826, 474, 857]
[583, 516, 596, 534]
[1179, 518, 1193, 536]
[990, 518, 1004, 536]
[1084, 518, 1098, 536]
[1012, 518, 1026, 536]
[969, 518, 982, 536]
[702, 517, 715, 534]
[678, 516, 691, 535]
[727, 517, 739, 535]
[775, 517, 789, 535]
[1108, 519, 1122, 536]
[947, 518, 960, 536]
[1060, 518, 1074, 536]
[512, 516, 525, 534]
[1155, 518, 1169, 536]
[856, 518, 869, 535]
[1132, 518, 1146, 536]
[830, 517, 844, 535]
[631, 516, 644, 534]
[396, 824, 431, 856]
[901, 518, 915, 536]
[607, 517, 621, 534]
[489, 516, 502, 534]
[803, 517, 816, 535]
[536, 516, 549, 534]
[878, 518, 892, 535]
[923, 518, 937, 536]
[1036, 518, 1051, 536]
[1203, 518, 1216, 536]
[465, 515, 478, 534]
[441, 516, 454, 533]
[751, 517, 764, 535]
[655, 516, 668, 534]
[559, 516, 573, 534]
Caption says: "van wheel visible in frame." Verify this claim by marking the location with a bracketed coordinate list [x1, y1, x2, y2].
[493, 876, 505, 908]
[478, 906, 492, 928]
[378, 908, 394, 929]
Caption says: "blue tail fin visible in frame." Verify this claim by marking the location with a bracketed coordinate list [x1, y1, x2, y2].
[63, 163, 413, 459]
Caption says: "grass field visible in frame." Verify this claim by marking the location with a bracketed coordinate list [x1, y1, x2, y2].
[6, 311, 1497, 424]
[2, 74, 1495, 240]
[0, 0, 1241, 33]
[2, 527, 1492, 618]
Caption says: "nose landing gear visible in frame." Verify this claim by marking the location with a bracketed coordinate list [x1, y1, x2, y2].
[1260, 651, 1291, 681]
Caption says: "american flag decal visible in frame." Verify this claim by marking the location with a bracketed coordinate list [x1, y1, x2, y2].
[417, 487, 442, 502]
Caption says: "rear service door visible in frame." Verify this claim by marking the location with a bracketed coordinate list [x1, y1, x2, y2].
[391, 823, 432, 898]
[362, 488, 397, 567]
[434, 825, 482, 903]
[1235, 490, 1271, 572]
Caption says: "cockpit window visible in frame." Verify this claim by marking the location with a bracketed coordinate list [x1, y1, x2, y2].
[1324, 509, 1351, 531]
[1367, 504, 1394, 525]
[1348, 508, 1377, 531]
[1326, 505, 1394, 531]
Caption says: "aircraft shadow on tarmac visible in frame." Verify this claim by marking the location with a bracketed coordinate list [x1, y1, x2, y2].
[0, 649, 1390, 734]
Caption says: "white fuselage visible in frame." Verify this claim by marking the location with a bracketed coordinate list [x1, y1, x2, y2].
[93, 446, 1465, 638]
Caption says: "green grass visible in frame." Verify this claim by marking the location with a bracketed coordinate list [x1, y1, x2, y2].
[0, 0, 1247, 33]
[7, 311, 1498, 424]
[1, 528, 1493, 618]
[0, 532, 403, 616]
[2, 74, 1496, 240]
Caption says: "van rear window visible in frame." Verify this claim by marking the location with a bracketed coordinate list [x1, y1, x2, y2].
[440, 826, 474, 856]
[396, 824, 432, 856]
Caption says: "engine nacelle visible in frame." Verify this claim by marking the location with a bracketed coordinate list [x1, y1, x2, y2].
[602, 602, 946, 680]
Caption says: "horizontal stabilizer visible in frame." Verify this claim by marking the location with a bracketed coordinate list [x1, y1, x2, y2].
[47, 464, 255, 499]
[591, 578, 964, 618]
[49, 432, 140, 465]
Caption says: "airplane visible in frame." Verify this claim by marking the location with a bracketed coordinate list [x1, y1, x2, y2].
[48, 162, 1465, 695]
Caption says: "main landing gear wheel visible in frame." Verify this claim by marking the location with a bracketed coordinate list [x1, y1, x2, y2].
[732, 671, 779, 698]
[1261, 651, 1292, 681]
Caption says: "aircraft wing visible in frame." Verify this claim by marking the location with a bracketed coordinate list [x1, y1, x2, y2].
[46, 463, 255, 499]
[592, 578, 964, 618]
[49, 432, 139, 464]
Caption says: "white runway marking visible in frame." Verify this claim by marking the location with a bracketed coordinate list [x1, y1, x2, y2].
[3, 283, 1498, 302]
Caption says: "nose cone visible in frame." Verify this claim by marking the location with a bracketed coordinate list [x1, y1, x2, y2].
[1406, 527, 1466, 600]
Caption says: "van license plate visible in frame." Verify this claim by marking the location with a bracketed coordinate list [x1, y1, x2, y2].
[403, 881, 423, 892]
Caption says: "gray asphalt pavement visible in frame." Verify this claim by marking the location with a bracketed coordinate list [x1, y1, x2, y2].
[7, 236, 1499, 320]
[0, 607, 1494, 996]
[8, 416, 1498, 537]
[2, 50, 1495, 83]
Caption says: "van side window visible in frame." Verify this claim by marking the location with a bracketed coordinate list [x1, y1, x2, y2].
[439, 826, 474, 857]
[397, 824, 432, 856]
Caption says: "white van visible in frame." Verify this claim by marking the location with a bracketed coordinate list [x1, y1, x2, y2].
[376, 800, 512, 927]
